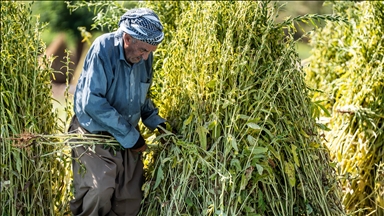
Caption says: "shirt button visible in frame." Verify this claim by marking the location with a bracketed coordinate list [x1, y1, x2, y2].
[128, 115, 131, 118]
[130, 99, 133, 102]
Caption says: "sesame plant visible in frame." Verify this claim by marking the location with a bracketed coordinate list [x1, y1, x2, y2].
[0, 2, 101, 215]
[1, 1, 356, 215]
[0, 1, 68, 215]
[305, 1, 384, 215]
[138, 1, 343, 215]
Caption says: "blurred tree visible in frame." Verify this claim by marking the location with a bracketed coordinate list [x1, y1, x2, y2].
[31, 1, 97, 83]
[33, 1, 139, 55]
[31, 1, 138, 83]
[32, 1, 95, 62]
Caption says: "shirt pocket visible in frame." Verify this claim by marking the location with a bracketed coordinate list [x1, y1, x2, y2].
[140, 82, 150, 104]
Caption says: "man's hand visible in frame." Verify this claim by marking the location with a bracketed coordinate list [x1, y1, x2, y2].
[157, 122, 167, 134]
[157, 122, 178, 134]
[131, 143, 147, 152]
[131, 135, 147, 152]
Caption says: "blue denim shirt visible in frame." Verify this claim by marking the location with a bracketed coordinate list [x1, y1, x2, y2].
[74, 29, 165, 148]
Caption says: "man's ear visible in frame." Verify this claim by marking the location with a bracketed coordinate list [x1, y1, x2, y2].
[124, 33, 131, 45]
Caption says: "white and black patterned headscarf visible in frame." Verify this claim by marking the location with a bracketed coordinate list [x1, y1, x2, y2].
[118, 8, 164, 46]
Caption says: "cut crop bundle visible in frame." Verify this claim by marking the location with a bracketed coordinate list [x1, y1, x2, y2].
[141, 1, 343, 215]
[305, 1, 384, 215]
[1, 2, 71, 215]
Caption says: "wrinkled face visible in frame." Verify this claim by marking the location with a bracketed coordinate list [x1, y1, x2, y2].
[123, 33, 157, 64]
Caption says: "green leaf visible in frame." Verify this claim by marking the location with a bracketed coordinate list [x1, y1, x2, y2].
[207, 79, 216, 89]
[247, 135, 257, 145]
[238, 114, 251, 120]
[255, 164, 264, 175]
[314, 100, 331, 117]
[246, 122, 261, 131]
[229, 135, 238, 153]
[154, 165, 163, 189]
[197, 126, 208, 150]
[251, 146, 268, 155]
[183, 114, 193, 126]
[316, 122, 331, 131]
[185, 198, 194, 207]
[291, 144, 300, 167]
[230, 159, 242, 173]
[240, 172, 252, 190]
[284, 162, 296, 187]
[306, 203, 314, 214]
[222, 100, 231, 109]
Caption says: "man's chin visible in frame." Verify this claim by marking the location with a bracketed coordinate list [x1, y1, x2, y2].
[128, 58, 141, 64]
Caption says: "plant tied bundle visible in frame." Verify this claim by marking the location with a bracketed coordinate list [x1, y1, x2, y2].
[305, 1, 384, 215]
[140, 1, 343, 215]
[1, 2, 71, 215]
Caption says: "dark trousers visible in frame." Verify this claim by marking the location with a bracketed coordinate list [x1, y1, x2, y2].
[68, 116, 144, 216]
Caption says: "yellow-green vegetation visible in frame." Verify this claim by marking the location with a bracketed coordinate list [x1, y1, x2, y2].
[0, 2, 71, 215]
[7, 1, 379, 215]
[138, 1, 343, 215]
[305, 1, 384, 215]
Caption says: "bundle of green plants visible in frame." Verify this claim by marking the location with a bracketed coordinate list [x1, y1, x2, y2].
[135, 1, 343, 215]
[305, 1, 384, 215]
[0, 2, 72, 215]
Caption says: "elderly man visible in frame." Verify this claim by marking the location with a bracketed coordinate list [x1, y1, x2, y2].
[68, 8, 166, 216]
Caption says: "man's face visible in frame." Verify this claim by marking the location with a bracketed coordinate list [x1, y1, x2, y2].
[123, 33, 157, 64]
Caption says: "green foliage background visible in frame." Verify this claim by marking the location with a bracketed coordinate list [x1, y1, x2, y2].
[305, 1, 384, 215]
[1, 2, 72, 215]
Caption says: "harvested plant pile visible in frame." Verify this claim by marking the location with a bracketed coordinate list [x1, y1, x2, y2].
[139, 1, 343, 215]
[0, 1, 352, 215]
[0, 2, 71, 215]
[305, 1, 384, 215]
